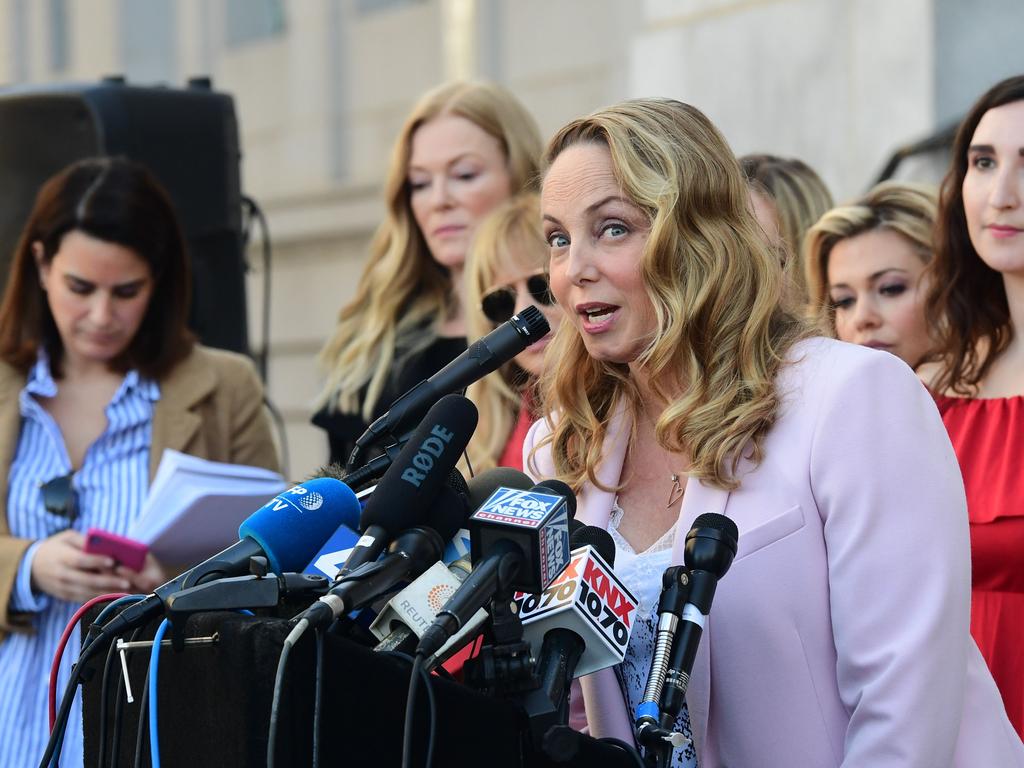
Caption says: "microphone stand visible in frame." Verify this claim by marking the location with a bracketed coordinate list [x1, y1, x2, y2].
[462, 585, 537, 698]
[636, 566, 692, 768]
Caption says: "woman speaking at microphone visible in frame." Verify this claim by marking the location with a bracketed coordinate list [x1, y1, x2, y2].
[0, 157, 279, 766]
[524, 99, 1023, 766]
[313, 82, 542, 466]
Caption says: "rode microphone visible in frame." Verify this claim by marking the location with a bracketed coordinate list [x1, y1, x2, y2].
[301, 482, 470, 629]
[416, 481, 572, 660]
[335, 394, 477, 581]
[518, 524, 636, 750]
[369, 468, 536, 660]
[348, 306, 549, 469]
[96, 477, 362, 638]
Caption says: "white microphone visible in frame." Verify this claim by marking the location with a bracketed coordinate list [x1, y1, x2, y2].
[516, 524, 638, 748]
[515, 526, 638, 677]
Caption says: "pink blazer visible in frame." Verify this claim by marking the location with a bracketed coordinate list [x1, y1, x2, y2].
[525, 338, 1023, 767]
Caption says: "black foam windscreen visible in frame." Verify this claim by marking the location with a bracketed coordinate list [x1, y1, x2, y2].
[425, 483, 472, 543]
[0, 78, 248, 353]
[570, 524, 616, 568]
[531, 478, 577, 519]
[465, 467, 533, 510]
[359, 394, 478, 533]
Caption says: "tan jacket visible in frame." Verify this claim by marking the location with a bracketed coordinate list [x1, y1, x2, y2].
[0, 345, 280, 637]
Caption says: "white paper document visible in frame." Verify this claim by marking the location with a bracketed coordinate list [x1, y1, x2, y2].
[128, 449, 287, 564]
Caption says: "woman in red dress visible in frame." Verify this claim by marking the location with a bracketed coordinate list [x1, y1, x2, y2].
[925, 74, 1024, 736]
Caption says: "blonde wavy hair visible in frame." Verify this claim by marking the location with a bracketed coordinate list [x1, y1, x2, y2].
[533, 99, 810, 492]
[316, 81, 542, 419]
[804, 181, 937, 334]
[464, 194, 546, 472]
[740, 154, 833, 303]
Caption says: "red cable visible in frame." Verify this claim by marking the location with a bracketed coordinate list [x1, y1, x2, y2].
[48, 593, 128, 729]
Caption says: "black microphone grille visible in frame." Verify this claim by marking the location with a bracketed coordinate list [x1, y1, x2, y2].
[570, 524, 616, 568]
[424, 483, 472, 541]
[446, 467, 469, 497]
[512, 305, 550, 340]
[692, 512, 738, 544]
[532, 479, 577, 519]
[466, 467, 533, 510]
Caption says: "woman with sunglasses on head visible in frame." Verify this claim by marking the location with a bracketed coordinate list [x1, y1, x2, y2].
[313, 82, 542, 467]
[0, 157, 279, 766]
[526, 98, 1022, 766]
[464, 194, 561, 473]
[922, 74, 1024, 737]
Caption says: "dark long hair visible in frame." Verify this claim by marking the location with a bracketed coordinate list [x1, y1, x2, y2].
[0, 156, 194, 378]
[925, 74, 1024, 395]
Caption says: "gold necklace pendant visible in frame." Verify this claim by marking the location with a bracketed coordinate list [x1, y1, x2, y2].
[666, 473, 685, 509]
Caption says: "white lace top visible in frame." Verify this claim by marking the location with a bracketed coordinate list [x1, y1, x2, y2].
[609, 501, 698, 767]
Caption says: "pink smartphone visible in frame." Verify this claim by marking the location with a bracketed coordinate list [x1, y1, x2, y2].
[83, 528, 148, 572]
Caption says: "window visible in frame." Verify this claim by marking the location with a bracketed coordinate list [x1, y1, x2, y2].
[225, 0, 286, 46]
[48, 0, 69, 72]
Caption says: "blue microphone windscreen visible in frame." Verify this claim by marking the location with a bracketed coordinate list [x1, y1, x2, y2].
[238, 477, 361, 573]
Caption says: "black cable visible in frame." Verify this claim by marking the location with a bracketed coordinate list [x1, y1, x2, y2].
[401, 655, 422, 768]
[312, 627, 325, 768]
[241, 195, 273, 383]
[419, 658, 436, 768]
[109, 627, 143, 768]
[39, 632, 110, 768]
[598, 737, 648, 768]
[96, 635, 121, 767]
[131, 668, 151, 768]
[264, 393, 291, 480]
[400, 654, 437, 768]
[240, 196, 289, 478]
[268, 618, 308, 768]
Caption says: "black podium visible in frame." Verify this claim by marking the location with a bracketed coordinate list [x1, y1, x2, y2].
[81, 612, 640, 767]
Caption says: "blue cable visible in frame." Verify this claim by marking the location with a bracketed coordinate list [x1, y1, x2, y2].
[147, 609, 253, 768]
[148, 619, 171, 768]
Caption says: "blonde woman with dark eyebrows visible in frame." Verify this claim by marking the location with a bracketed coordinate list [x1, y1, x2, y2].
[313, 82, 542, 465]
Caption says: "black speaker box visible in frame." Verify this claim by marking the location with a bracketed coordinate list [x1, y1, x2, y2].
[0, 77, 248, 354]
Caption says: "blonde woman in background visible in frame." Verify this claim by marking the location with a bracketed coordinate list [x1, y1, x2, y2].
[464, 194, 561, 473]
[740, 153, 833, 303]
[313, 82, 542, 465]
[803, 181, 937, 368]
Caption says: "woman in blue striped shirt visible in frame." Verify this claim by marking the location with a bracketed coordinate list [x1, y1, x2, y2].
[0, 157, 279, 766]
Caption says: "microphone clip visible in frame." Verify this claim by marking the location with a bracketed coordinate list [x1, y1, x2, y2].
[463, 593, 537, 697]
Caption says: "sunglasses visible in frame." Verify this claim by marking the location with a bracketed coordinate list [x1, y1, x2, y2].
[39, 471, 78, 525]
[480, 272, 554, 325]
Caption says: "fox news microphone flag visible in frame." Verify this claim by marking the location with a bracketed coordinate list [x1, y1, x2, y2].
[416, 482, 571, 660]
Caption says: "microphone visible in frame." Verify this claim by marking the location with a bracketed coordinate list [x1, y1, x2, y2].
[335, 394, 478, 581]
[369, 468, 536, 659]
[637, 513, 737, 750]
[301, 482, 470, 629]
[518, 523, 637, 749]
[96, 477, 362, 638]
[348, 306, 549, 469]
[416, 480, 572, 660]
